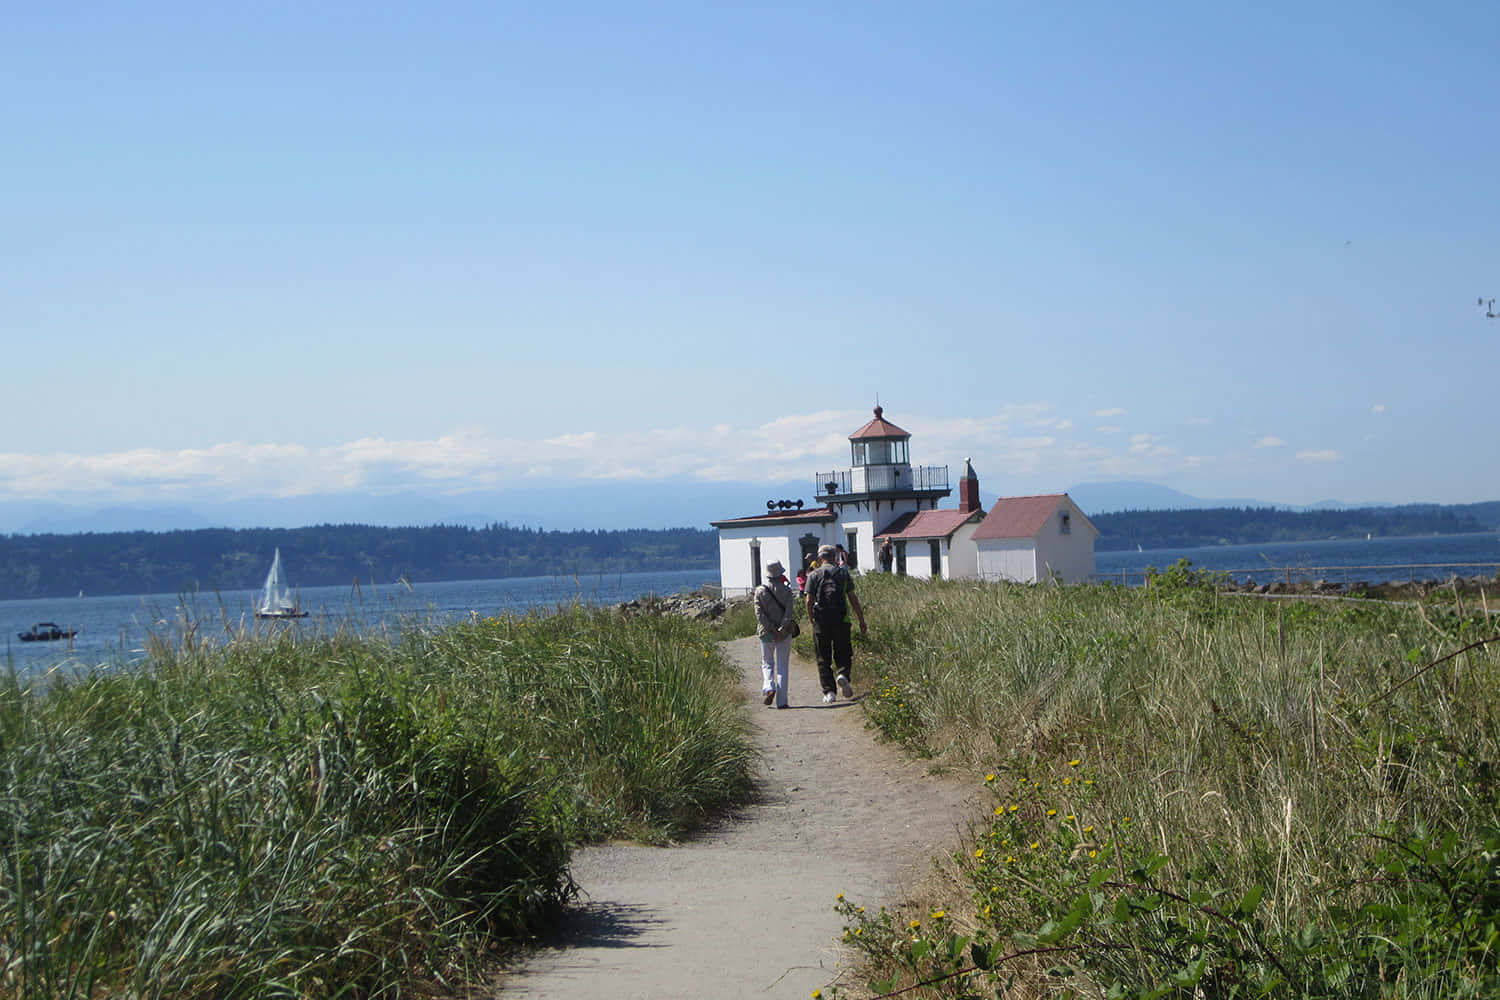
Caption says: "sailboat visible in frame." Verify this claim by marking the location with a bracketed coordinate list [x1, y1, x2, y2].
[256, 548, 309, 619]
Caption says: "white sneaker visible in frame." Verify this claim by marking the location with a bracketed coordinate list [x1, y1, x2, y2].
[837, 675, 853, 699]
[822, 692, 836, 704]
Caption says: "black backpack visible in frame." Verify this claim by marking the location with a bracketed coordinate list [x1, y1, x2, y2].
[810, 567, 848, 628]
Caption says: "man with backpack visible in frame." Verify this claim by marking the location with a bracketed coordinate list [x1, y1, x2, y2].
[804, 544, 868, 704]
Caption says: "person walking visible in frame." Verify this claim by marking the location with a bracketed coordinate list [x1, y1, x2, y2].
[754, 560, 797, 709]
[878, 537, 894, 573]
[804, 544, 867, 703]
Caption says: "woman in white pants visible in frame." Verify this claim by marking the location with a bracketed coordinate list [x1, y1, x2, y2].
[754, 561, 797, 708]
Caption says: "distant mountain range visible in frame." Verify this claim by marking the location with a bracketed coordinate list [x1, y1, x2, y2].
[0, 479, 1431, 537]
[1061, 481, 1394, 515]
[0, 480, 820, 536]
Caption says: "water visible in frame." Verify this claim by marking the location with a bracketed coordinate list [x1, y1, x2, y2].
[2, 569, 716, 682]
[1096, 531, 1500, 586]
[11, 533, 1500, 682]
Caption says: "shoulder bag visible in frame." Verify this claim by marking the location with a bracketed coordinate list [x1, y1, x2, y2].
[767, 587, 800, 637]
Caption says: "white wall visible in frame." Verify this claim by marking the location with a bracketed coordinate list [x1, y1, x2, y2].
[716, 527, 801, 597]
[948, 521, 981, 579]
[1030, 499, 1098, 583]
[976, 540, 1039, 583]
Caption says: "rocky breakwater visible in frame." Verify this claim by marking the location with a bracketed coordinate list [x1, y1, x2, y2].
[1218, 574, 1500, 601]
[614, 589, 752, 622]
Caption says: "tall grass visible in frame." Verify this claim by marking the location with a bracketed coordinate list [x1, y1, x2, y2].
[0, 607, 755, 999]
[836, 568, 1500, 997]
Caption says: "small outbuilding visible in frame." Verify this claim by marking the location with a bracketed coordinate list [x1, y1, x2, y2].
[971, 493, 1099, 584]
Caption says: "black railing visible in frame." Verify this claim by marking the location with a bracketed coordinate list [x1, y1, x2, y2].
[813, 465, 949, 498]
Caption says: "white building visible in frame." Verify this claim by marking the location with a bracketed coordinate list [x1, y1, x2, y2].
[972, 493, 1100, 584]
[872, 459, 986, 580]
[711, 406, 950, 595]
[711, 406, 1100, 593]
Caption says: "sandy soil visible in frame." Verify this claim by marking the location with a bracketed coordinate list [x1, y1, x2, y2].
[493, 634, 980, 999]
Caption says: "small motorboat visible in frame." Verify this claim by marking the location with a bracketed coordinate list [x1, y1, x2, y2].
[18, 622, 78, 642]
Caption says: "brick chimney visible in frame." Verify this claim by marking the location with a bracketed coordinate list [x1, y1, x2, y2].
[958, 457, 981, 513]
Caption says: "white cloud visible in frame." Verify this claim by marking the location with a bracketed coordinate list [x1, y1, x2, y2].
[1296, 449, 1340, 463]
[1371, 403, 1386, 414]
[1129, 433, 1171, 458]
[1097, 425, 1124, 434]
[1255, 436, 1285, 448]
[1094, 407, 1126, 417]
[0, 405, 1337, 508]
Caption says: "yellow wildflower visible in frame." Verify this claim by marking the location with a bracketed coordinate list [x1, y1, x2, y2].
[909, 919, 921, 930]
[1068, 759, 1081, 767]
[974, 848, 985, 859]
[985, 773, 996, 783]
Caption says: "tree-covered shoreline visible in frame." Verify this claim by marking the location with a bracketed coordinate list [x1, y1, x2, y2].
[0, 523, 717, 601]
[1092, 501, 1498, 551]
[6, 501, 1500, 601]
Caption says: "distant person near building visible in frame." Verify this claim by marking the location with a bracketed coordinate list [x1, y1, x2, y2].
[804, 544, 867, 704]
[878, 538, 894, 573]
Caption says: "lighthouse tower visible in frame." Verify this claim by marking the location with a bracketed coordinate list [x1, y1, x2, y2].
[710, 405, 952, 595]
[813, 406, 951, 571]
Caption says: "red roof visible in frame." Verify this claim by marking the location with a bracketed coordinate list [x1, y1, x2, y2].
[709, 506, 837, 529]
[875, 508, 982, 540]
[971, 494, 1076, 540]
[849, 405, 910, 440]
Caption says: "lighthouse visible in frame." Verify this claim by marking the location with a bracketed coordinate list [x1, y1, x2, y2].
[814, 406, 952, 571]
[711, 406, 951, 595]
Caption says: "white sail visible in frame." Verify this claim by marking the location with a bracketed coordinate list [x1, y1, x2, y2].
[258, 548, 303, 616]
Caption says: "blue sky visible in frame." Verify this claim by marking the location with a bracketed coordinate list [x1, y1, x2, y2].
[5, 2, 1498, 527]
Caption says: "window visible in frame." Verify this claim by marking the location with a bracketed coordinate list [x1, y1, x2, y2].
[750, 542, 762, 586]
[845, 530, 858, 569]
[1060, 513, 1071, 535]
[852, 442, 868, 466]
[929, 540, 941, 577]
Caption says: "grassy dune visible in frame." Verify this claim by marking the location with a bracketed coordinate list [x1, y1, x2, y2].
[0, 608, 755, 999]
[834, 567, 1500, 998]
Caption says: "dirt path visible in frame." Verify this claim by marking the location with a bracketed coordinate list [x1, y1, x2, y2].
[495, 635, 979, 999]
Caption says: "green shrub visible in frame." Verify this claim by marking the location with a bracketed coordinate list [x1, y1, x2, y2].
[0, 608, 756, 998]
[829, 575, 1500, 998]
